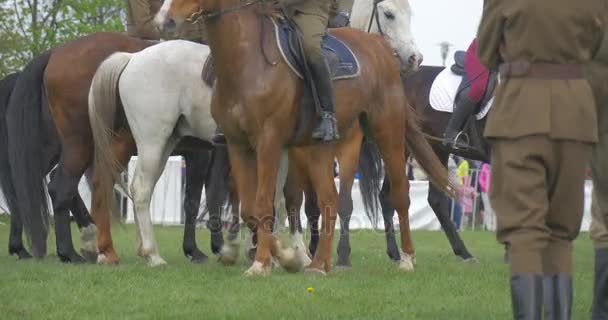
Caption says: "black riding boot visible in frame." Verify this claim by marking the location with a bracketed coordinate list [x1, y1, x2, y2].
[309, 58, 340, 142]
[211, 127, 226, 145]
[510, 274, 543, 320]
[543, 274, 572, 320]
[443, 89, 477, 148]
[592, 248, 608, 320]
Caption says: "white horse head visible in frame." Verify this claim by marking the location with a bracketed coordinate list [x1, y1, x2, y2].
[350, 0, 423, 73]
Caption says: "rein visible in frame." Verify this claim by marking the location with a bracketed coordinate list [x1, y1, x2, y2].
[366, 0, 385, 35]
[187, 0, 261, 22]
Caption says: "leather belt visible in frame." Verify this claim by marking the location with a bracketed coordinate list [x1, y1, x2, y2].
[499, 61, 584, 79]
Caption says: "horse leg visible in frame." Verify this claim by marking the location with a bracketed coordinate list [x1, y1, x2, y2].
[92, 129, 135, 265]
[374, 131, 415, 271]
[221, 144, 258, 268]
[219, 186, 243, 265]
[304, 146, 339, 274]
[47, 154, 88, 263]
[131, 136, 180, 266]
[182, 150, 210, 264]
[379, 176, 401, 262]
[8, 211, 32, 259]
[335, 129, 363, 268]
[304, 191, 320, 256]
[68, 192, 98, 262]
[283, 167, 312, 267]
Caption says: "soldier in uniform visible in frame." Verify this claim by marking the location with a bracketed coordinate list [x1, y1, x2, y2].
[278, 0, 340, 142]
[587, 23, 608, 320]
[126, 0, 207, 43]
[476, 0, 606, 319]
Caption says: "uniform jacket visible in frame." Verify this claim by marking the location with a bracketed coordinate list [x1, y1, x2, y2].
[279, 0, 335, 20]
[477, 0, 606, 142]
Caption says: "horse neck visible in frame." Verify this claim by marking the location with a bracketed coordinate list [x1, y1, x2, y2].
[350, 0, 374, 31]
[204, 4, 263, 88]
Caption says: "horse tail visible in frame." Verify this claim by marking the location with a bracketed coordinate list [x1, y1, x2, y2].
[88, 52, 132, 222]
[6, 51, 52, 256]
[0, 73, 21, 217]
[357, 138, 383, 228]
[405, 104, 456, 198]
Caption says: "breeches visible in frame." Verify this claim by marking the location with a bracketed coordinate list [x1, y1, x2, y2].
[489, 135, 592, 274]
[292, 11, 328, 64]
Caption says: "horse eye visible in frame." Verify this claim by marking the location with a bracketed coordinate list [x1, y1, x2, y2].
[384, 11, 395, 20]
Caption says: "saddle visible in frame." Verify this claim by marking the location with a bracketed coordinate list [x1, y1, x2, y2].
[450, 51, 466, 76]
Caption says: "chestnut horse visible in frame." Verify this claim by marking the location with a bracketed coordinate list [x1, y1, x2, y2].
[156, 0, 452, 275]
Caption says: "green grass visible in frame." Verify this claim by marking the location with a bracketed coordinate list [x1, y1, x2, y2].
[0, 215, 596, 319]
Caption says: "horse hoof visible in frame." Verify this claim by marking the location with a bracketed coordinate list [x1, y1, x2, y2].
[398, 252, 415, 272]
[10, 248, 33, 260]
[81, 249, 99, 263]
[148, 255, 168, 267]
[462, 257, 479, 264]
[304, 267, 327, 276]
[277, 248, 303, 273]
[97, 253, 120, 266]
[59, 252, 86, 264]
[336, 258, 352, 269]
[191, 255, 209, 264]
[244, 261, 271, 276]
[79, 225, 98, 255]
[218, 241, 240, 266]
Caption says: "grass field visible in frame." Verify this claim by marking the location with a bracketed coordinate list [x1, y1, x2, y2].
[0, 215, 597, 319]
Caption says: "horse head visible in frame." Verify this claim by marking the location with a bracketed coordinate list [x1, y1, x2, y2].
[351, 0, 423, 73]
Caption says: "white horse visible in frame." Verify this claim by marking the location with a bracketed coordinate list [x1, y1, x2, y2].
[350, 0, 423, 72]
[87, 0, 420, 268]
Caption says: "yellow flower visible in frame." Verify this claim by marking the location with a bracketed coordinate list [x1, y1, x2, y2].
[307, 287, 314, 293]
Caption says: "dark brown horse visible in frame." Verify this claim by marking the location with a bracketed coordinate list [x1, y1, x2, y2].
[156, 0, 453, 275]
[5, 33, 230, 264]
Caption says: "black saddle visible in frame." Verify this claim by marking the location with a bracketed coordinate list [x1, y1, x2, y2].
[450, 50, 466, 76]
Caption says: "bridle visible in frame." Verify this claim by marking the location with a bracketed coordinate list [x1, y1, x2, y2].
[367, 0, 386, 35]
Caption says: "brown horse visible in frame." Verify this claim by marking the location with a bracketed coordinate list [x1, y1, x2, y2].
[156, 0, 453, 275]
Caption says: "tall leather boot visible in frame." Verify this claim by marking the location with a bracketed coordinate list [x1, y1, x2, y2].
[543, 274, 572, 320]
[309, 57, 340, 142]
[592, 248, 608, 320]
[443, 89, 477, 148]
[510, 274, 543, 320]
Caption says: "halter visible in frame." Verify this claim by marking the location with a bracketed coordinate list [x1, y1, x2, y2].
[367, 0, 386, 35]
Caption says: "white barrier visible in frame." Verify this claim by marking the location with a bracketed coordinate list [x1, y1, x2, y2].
[0, 157, 596, 232]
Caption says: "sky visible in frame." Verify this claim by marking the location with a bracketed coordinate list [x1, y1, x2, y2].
[408, 0, 484, 66]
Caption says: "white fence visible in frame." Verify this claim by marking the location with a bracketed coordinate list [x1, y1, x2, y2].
[0, 156, 596, 231]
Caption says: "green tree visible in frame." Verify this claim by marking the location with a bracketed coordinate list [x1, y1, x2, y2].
[0, 0, 125, 78]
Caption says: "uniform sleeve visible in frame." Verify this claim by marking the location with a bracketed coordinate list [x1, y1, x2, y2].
[278, 0, 306, 6]
[476, 0, 505, 70]
[127, 0, 161, 40]
[591, 8, 608, 64]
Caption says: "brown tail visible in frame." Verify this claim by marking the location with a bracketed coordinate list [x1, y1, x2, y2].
[405, 104, 456, 198]
[88, 52, 132, 222]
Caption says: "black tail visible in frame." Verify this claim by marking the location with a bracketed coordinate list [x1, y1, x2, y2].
[6, 51, 52, 257]
[0, 73, 21, 216]
[357, 139, 383, 228]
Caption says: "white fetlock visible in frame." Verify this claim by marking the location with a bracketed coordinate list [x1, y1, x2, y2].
[219, 239, 240, 265]
[80, 225, 98, 255]
[295, 245, 312, 268]
[147, 254, 168, 267]
[244, 261, 271, 276]
[97, 253, 107, 264]
[398, 250, 415, 272]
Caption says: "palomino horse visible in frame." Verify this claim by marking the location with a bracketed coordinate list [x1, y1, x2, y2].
[156, 0, 452, 275]
[4, 33, 227, 264]
[3, 57, 98, 262]
[88, 40, 242, 266]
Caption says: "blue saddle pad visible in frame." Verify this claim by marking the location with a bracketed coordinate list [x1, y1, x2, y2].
[273, 18, 360, 80]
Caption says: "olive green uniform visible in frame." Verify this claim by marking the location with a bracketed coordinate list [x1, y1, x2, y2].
[477, 0, 605, 318]
[587, 21, 608, 320]
[126, 0, 207, 43]
[280, 0, 333, 64]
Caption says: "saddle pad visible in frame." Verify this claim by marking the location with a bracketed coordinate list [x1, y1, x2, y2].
[272, 18, 360, 80]
[429, 68, 493, 120]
